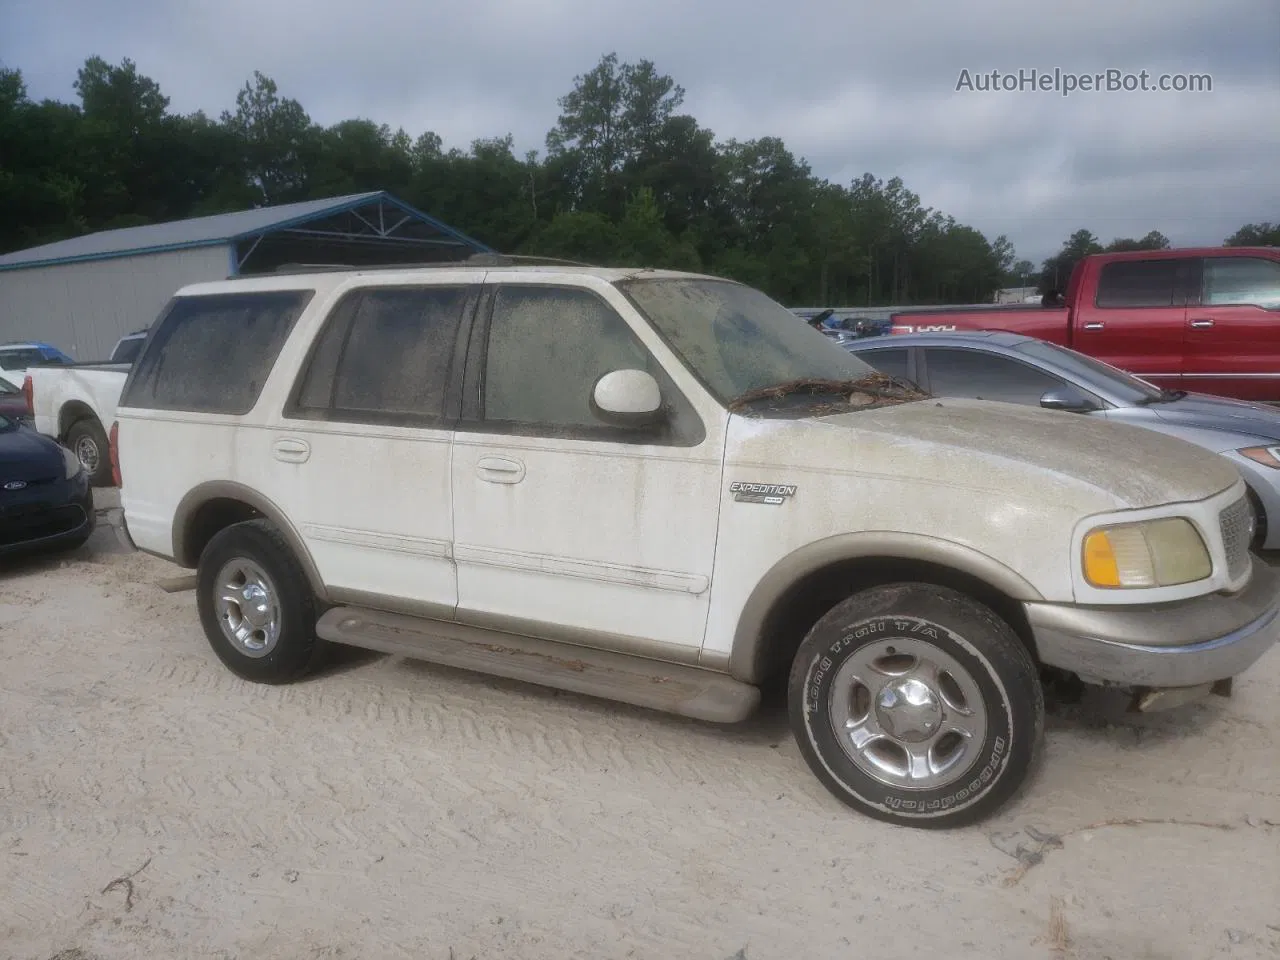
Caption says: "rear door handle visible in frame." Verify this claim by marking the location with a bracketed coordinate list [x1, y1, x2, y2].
[1189, 318, 1215, 328]
[476, 456, 525, 484]
[1082, 322, 1105, 331]
[273, 438, 311, 463]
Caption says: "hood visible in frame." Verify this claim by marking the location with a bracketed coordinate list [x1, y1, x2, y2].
[0, 422, 65, 483]
[753, 397, 1240, 512]
[1150, 393, 1280, 443]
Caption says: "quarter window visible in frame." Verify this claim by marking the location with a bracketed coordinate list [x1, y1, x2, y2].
[1203, 257, 1280, 309]
[122, 290, 312, 414]
[290, 286, 470, 425]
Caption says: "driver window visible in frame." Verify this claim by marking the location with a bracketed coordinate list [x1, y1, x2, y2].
[924, 348, 1066, 405]
[481, 285, 703, 445]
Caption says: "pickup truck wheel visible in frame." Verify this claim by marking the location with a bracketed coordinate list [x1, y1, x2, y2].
[788, 583, 1044, 828]
[195, 520, 323, 684]
[66, 419, 112, 487]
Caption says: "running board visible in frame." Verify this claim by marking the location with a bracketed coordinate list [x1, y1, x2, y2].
[314, 606, 760, 724]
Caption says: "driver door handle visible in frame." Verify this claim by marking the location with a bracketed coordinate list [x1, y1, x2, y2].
[1082, 321, 1104, 331]
[1189, 318, 1215, 328]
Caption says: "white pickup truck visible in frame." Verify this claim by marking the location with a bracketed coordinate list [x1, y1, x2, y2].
[22, 330, 146, 485]
[114, 261, 1279, 828]
[26, 362, 130, 486]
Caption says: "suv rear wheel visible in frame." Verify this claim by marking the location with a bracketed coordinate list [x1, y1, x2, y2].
[788, 583, 1043, 828]
[195, 519, 324, 683]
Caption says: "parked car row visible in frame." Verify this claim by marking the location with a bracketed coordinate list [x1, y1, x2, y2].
[88, 258, 1279, 832]
[888, 246, 1280, 402]
[6, 254, 1278, 833]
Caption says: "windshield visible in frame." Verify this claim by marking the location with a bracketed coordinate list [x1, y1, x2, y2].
[618, 277, 881, 408]
[1012, 338, 1165, 404]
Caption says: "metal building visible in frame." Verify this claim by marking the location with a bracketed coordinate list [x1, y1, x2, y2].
[0, 192, 491, 360]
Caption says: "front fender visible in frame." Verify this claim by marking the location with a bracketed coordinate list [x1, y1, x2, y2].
[724, 531, 1044, 683]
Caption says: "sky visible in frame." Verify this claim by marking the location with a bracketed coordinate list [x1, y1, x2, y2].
[2, 0, 1278, 266]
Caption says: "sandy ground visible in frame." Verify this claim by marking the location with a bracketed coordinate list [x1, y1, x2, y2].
[2, 491, 1279, 960]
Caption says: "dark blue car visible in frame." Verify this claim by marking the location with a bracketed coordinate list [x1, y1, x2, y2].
[0, 412, 95, 558]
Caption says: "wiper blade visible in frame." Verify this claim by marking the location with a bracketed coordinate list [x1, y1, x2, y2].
[727, 374, 930, 413]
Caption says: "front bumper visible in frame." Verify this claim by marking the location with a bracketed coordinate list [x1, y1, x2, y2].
[1025, 557, 1280, 688]
[0, 473, 95, 558]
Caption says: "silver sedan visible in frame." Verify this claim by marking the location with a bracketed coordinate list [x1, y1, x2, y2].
[846, 330, 1280, 550]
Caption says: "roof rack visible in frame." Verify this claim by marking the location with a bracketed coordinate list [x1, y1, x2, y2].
[264, 253, 593, 276]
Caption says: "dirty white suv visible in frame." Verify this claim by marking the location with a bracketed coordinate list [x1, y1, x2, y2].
[114, 259, 1280, 828]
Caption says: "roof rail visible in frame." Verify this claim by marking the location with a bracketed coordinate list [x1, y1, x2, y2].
[263, 253, 593, 276]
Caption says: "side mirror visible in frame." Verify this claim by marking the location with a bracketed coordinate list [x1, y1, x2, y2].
[1039, 386, 1099, 413]
[591, 369, 664, 427]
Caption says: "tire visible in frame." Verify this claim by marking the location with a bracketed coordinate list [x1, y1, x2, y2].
[65, 418, 112, 487]
[788, 583, 1044, 829]
[195, 519, 323, 684]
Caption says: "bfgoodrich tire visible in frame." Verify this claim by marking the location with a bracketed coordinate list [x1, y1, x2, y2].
[789, 583, 1044, 829]
[196, 519, 324, 684]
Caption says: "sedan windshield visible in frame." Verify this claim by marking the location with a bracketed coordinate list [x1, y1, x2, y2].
[618, 277, 915, 412]
[1012, 339, 1166, 405]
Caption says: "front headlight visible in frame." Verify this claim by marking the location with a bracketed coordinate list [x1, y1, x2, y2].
[61, 445, 82, 479]
[1238, 445, 1280, 469]
[1082, 517, 1211, 588]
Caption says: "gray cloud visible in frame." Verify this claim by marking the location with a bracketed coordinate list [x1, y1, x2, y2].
[3, 0, 1278, 264]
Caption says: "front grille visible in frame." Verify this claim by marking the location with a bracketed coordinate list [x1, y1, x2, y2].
[1218, 496, 1254, 580]
[0, 503, 86, 547]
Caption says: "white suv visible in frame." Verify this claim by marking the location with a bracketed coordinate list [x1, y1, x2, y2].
[114, 260, 1280, 828]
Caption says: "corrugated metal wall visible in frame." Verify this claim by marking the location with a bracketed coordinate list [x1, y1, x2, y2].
[0, 245, 231, 360]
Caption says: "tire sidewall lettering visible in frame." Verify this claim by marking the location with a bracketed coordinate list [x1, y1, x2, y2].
[803, 612, 1015, 820]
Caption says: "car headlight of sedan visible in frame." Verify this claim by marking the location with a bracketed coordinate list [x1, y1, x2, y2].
[62, 444, 83, 479]
[1082, 517, 1211, 588]
[1238, 445, 1280, 469]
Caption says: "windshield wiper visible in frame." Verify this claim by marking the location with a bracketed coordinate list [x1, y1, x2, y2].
[727, 374, 931, 413]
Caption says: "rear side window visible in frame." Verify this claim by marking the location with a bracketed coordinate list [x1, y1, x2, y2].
[1095, 260, 1179, 308]
[122, 290, 312, 414]
[0, 348, 47, 370]
[111, 336, 146, 364]
[288, 285, 470, 426]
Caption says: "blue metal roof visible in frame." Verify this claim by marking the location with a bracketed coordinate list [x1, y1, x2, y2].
[0, 191, 491, 272]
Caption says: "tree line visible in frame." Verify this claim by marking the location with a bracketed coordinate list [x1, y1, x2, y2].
[1, 54, 1275, 306]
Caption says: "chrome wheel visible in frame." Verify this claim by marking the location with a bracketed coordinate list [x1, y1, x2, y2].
[74, 434, 99, 475]
[827, 635, 988, 791]
[214, 558, 281, 658]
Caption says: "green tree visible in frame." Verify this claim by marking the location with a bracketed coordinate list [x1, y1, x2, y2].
[1226, 222, 1280, 246]
[1105, 230, 1171, 252]
[221, 71, 316, 204]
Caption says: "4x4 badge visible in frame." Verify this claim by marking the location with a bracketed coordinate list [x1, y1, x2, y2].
[729, 481, 796, 505]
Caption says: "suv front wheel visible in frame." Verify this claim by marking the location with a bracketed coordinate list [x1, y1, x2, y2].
[789, 583, 1044, 828]
[195, 519, 324, 684]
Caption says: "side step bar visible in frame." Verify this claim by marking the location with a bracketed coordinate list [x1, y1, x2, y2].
[315, 606, 761, 724]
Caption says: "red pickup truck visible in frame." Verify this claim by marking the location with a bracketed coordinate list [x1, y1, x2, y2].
[889, 246, 1280, 401]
